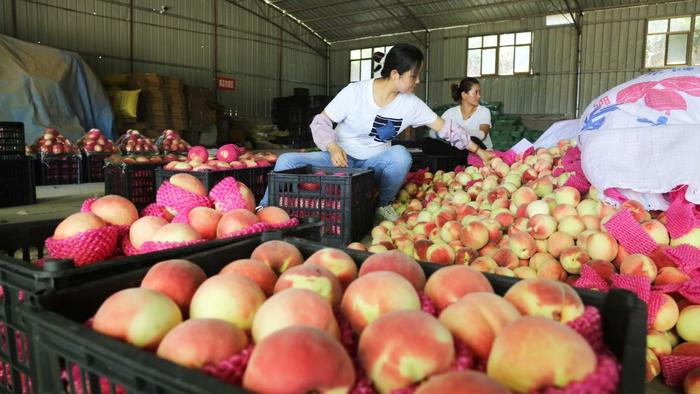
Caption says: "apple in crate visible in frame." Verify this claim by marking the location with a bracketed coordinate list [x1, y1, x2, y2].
[216, 144, 239, 163]
[187, 146, 209, 163]
[34, 128, 77, 155]
[78, 129, 119, 154]
[141, 259, 207, 313]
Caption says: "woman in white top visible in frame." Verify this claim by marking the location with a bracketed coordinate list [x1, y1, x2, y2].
[426, 77, 492, 155]
[258, 44, 493, 222]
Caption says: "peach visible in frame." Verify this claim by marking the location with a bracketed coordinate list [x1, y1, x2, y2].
[671, 228, 700, 248]
[243, 326, 355, 394]
[129, 216, 168, 249]
[576, 199, 601, 217]
[470, 256, 498, 273]
[525, 200, 550, 218]
[53, 212, 107, 240]
[641, 220, 669, 245]
[481, 218, 503, 243]
[140, 259, 207, 313]
[651, 294, 679, 332]
[487, 317, 596, 392]
[150, 223, 202, 243]
[359, 250, 426, 290]
[646, 348, 661, 382]
[646, 329, 672, 357]
[459, 221, 490, 250]
[187, 207, 222, 240]
[676, 305, 700, 342]
[508, 232, 537, 259]
[551, 204, 577, 221]
[434, 208, 457, 228]
[440, 292, 520, 360]
[655, 267, 691, 286]
[415, 371, 509, 394]
[274, 264, 343, 307]
[504, 278, 584, 323]
[529, 214, 557, 240]
[586, 260, 616, 283]
[189, 273, 266, 331]
[426, 243, 456, 265]
[156, 319, 247, 369]
[580, 214, 601, 231]
[454, 246, 479, 265]
[583, 231, 618, 262]
[673, 342, 700, 356]
[216, 209, 259, 237]
[304, 247, 357, 288]
[620, 200, 651, 223]
[255, 206, 290, 225]
[250, 240, 304, 274]
[341, 272, 420, 333]
[252, 288, 339, 343]
[532, 178, 554, 197]
[620, 254, 658, 281]
[90, 195, 138, 226]
[93, 288, 182, 349]
[512, 186, 538, 207]
[559, 246, 590, 275]
[359, 311, 454, 393]
[479, 242, 499, 257]
[537, 260, 567, 281]
[439, 220, 462, 243]
[613, 244, 631, 269]
[424, 266, 493, 311]
[169, 173, 207, 196]
[220, 259, 277, 296]
[413, 239, 432, 261]
[684, 367, 700, 394]
[528, 252, 556, 270]
[514, 266, 537, 279]
[649, 245, 677, 270]
[557, 215, 586, 237]
[491, 248, 519, 269]
[347, 242, 368, 251]
[554, 186, 581, 206]
[546, 231, 575, 258]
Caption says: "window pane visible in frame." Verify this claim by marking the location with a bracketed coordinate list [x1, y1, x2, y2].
[645, 34, 666, 67]
[361, 59, 372, 80]
[373, 47, 384, 54]
[350, 60, 361, 81]
[667, 34, 688, 64]
[670, 17, 691, 32]
[693, 32, 700, 64]
[516, 32, 532, 44]
[350, 49, 361, 60]
[482, 48, 496, 74]
[546, 13, 574, 26]
[468, 36, 482, 48]
[467, 49, 482, 77]
[648, 19, 668, 34]
[514, 46, 530, 73]
[499, 46, 514, 75]
[484, 35, 498, 47]
[361, 48, 372, 58]
[696, 16, 700, 30]
[500, 33, 514, 46]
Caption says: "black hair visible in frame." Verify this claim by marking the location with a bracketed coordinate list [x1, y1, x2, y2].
[450, 77, 480, 102]
[374, 43, 424, 79]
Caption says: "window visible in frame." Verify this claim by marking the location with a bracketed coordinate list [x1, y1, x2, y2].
[546, 13, 574, 26]
[467, 32, 532, 77]
[349, 45, 393, 82]
[644, 16, 700, 68]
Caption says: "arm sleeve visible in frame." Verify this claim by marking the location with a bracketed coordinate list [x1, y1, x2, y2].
[324, 83, 356, 123]
[310, 113, 336, 151]
[436, 119, 471, 150]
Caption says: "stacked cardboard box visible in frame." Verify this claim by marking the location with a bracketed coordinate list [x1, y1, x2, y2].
[163, 77, 188, 132]
[128, 73, 170, 136]
[186, 86, 216, 133]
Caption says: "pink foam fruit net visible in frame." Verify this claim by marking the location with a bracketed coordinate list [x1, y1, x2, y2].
[45, 225, 119, 266]
[156, 181, 212, 217]
[209, 177, 249, 213]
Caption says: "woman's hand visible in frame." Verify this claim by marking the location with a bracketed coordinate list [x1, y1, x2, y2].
[327, 142, 348, 167]
[476, 148, 494, 163]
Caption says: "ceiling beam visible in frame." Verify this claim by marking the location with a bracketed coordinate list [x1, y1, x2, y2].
[373, 0, 425, 46]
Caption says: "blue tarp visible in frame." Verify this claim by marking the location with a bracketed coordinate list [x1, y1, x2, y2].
[0, 34, 114, 143]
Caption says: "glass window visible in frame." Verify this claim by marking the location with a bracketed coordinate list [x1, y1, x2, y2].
[467, 31, 532, 77]
[482, 48, 497, 75]
[483, 35, 498, 47]
[644, 16, 699, 68]
[350, 50, 361, 60]
[349, 45, 394, 81]
[499, 46, 514, 75]
[350, 61, 361, 82]
[667, 34, 688, 64]
[516, 32, 532, 45]
[514, 46, 531, 73]
[500, 33, 514, 46]
[648, 19, 668, 34]
[546, 14, 574, 26]
[670, 17, 691, 32]
[645, 34, 666, 68]
[468, 36, 482, 48]
[467, 49, 482, 77]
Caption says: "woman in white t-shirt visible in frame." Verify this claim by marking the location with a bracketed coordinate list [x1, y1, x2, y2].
[426, 77, 492, 155]
[258, 44, 493, 222]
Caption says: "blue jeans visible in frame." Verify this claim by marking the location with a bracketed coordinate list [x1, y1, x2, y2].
[259, 145, 412, 207]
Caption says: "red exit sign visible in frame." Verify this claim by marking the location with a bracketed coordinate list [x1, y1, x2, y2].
[217, 76, 236, 91]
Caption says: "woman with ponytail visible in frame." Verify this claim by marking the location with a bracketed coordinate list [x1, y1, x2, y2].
[258, 44, 493, 222]
[425, 77, 492, 155]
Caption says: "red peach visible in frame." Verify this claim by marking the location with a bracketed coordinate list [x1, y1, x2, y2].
[554, 186, 581, 206]
[676, 305, 700, 342]
[620, 200, 651, 223]
[340, 272, 420, 333]
[425, 265, 493, 311]
[586, 260, 616, 283]
[620, 254, 658, 281]
[655, 267, 691, 286]
[156, 319, 247, 369]
[220, 259, 277, 296]
[150, 223, 202, 243]
[684, 367, 700, 394]
[504, 278, 584, 322]
[514, 266, 537, 279]
[359, 311, 454, 393]
[646, 348, 660, 382]
[672, 342, 700, 357]
[454, 247, 479, 265]
[359, 250, 426, 290]
[580, 214, 601, 231]
[426, 243, 456, 265]
[508, 232, 537, 259]
[141, 259, 207, 313]
[491, 248, 519, 269]
[304, 247, 357, 289]
[552, 204, 578, 221]
[347, 242, 368, 251]
[537, 260, 567, 281]
[250, 240, 304, 274]
[53, 212, 107, 240]
[558, 215, 586, 237]
[169, 173, 207, 196]
[459, 221, 490, 250]
[129, 216, 168, 249]
[90, 195, 138, 226]
[652, 294, 680, 332]
[251, 288, 339, 342]
[529, 214, 557, 240]
[413, 239, 432, 261]
[547, 231, 575, 258]
[255, 206, 290, 225]
[243, 327, 355, 394]
[189, 273, 266, 331]
[646, 329, 672, 357]
[216, 209, 259, 237]
[188, 207, 222, 240]
[274, 264, 343, 307]
[584, 231, 618, 262]
[470, 256, 498, 273]
[559, 246, 590, 275]
[641, 219, 670, 245]
[415, 371, 509, 394]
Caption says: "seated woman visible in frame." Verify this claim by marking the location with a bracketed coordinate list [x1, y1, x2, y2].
[424, 77, 492, 156]
[258, 44, 493, 222]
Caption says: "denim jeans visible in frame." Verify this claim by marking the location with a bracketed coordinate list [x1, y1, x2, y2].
[259, 145, 412, 207]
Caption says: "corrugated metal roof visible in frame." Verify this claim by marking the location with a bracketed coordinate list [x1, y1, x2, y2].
[267, 0, 656, 42]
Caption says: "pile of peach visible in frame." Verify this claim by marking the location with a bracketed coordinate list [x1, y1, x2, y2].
[163, 145, 277, 172]
[90, 241, 624, 393]
[368, 139, 700, 387]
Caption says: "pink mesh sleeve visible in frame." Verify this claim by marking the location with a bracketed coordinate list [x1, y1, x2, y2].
[310, 113, 336, 151]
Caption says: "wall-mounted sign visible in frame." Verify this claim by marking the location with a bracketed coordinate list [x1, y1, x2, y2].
[216, 76, 236, 91]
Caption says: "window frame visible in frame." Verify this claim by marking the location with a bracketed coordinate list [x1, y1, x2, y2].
[466, 31, 533, 78]
[644, 15, 695, 69]
[349, 45, 393, 82]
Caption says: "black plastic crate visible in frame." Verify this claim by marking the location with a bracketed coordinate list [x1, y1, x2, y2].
[34, 155, 82, 186]
[410, 152, 467, 172]
[268, 165, 377, 247]
[21, 236, 645, 394]
[0, 123, 25, 160]
[81, 153, 111, 183]
[104, 162, 162, 210]
[0, 158, 36, 208]
[0, 221, 322, 394]
[155, 166, 270, 203]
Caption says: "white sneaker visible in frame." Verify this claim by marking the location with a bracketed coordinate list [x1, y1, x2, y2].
[375, 205, 399, 222]
[255, 206, 264, 213]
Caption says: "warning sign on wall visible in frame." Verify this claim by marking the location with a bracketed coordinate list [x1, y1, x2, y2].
[216, 76, 236, 91]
